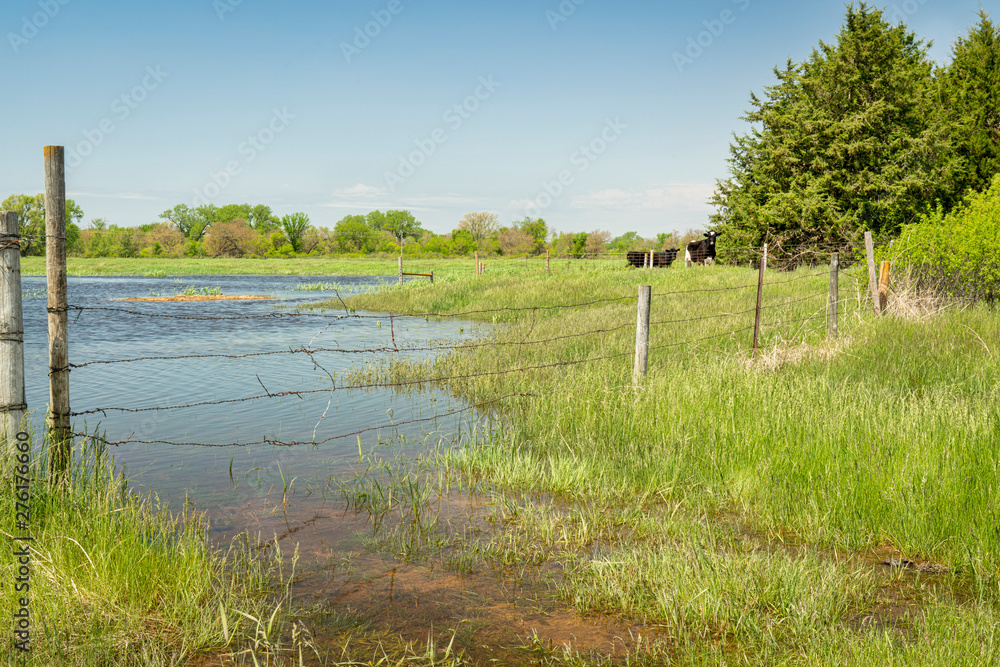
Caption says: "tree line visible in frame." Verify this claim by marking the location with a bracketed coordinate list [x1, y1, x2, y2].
[711, 4, 1000, 258]
[0, 194, 689, 259]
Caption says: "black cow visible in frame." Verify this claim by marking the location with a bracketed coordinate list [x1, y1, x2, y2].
[685, 231, 722, 267]
[626, 249, 679, 268]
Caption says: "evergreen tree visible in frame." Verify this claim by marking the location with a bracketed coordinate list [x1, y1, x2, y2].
[939, 9, 1000, 202]
[710, 4, 953, 252]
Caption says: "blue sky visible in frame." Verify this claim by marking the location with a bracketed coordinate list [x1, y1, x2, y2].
[0, 0, 991, 238]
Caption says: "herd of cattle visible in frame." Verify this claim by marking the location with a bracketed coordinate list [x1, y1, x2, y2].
[625, 231, 721, 268]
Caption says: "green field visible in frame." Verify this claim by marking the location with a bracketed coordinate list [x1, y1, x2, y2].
[332, 263, 1000, 664]
[7, 259, 999, 664]
[18, 254, 617, 278]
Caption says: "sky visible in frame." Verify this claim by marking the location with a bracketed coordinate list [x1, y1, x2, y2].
[0, 0, 992, 239]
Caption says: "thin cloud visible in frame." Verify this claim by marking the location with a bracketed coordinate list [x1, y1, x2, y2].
[571, 184, 716, 212]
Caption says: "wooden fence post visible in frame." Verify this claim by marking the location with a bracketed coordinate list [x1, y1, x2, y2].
[633, 285, 651, 383]
[1, 211, 26, 459]
[828, 253, 839, 338]
[398, 256, 403, 285]
[546, 250, 550, 273]
[430, 270, 434, 284]
[878, 260, 891, 313]
[752, 243, 767, 358]
[45, 146, 71, 478]
[864, 231, 880, 315]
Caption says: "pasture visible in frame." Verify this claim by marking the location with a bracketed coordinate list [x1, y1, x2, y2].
[335, 261, 1000, 664]
[4, 256, 998, 664]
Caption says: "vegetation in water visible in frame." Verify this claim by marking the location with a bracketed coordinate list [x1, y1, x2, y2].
[331, 263, 1000, 664]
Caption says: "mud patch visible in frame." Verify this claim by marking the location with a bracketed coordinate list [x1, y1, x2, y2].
[207, 486, 656, 664]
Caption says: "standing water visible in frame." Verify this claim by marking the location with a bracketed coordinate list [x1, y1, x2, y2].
[19, 273, 644, 662]
[19, 274, 480, 515]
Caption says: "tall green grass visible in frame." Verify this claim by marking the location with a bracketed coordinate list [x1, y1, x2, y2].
[0, 435, 281, 666]
[339, 263, 1000, 663]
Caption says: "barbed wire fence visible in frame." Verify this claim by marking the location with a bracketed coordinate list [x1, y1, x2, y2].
[26, 250, 855, 453]
[3, 170, 879, 471]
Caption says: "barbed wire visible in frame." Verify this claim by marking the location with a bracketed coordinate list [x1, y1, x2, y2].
[70, 295, 833, 419]
[76, 392, 533, 448]
[62, 292, 641, 323]
[63, 283, 835, 372]
[64, 321, 640, 370]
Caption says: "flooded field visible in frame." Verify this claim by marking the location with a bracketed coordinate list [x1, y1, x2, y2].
[19, 274, 637, 663]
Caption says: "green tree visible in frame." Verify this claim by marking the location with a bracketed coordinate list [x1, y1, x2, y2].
[515, 216, 548, 254]
[334, 215, 373, 252]
[1, 193, 84, 255]
[710, 4, 952, 252]
[366, 209, 423, 243]
[280, 212, 311, 252]
[939, 10, 1000, 203]
[249, 204, 279, 231]
[216, 203, 252, 225]
[159, 204, 199, 238]
[448, 229, 477, 255]
[609, 231, 640, 251]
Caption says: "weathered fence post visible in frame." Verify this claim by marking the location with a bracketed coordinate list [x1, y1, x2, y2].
[430, 270, 434, 284]
[864, 231, 880, 315]
[752, 243, 767, 358]
[633, 285, 651, 383]
[398, 256, 403, 285]
[546, 250, 550, 273]
[1, 211, 26, 459]
[828, 253, 839, 337]
[878, 260, 891, 313]
[45, 146, 71, 478]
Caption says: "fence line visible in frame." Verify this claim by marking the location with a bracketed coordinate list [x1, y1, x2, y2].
[61, 282, 838, 377]
[68, 290, 840, 420]
[4, 218, 872, 457]
[76, 392, 534, 449]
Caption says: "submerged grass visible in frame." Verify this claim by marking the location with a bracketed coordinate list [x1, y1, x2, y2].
[0, 434, 296, 666]
[331, 263, 1000, 663]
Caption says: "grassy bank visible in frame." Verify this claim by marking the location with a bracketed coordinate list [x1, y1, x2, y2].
[18, 255, 613, 278]
[0, 437, 297, 666]
[335, 264, 1000, 664]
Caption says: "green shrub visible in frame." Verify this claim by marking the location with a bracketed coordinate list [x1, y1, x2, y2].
[891, 174, 1000, 301]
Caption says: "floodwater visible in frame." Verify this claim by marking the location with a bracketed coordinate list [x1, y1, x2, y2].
[18, 274, 648, 663]
[19, 274, 479, 509]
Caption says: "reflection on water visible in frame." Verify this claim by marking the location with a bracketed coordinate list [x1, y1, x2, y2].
[20, 274, 480, 510]
[20, 273, 642, 661]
